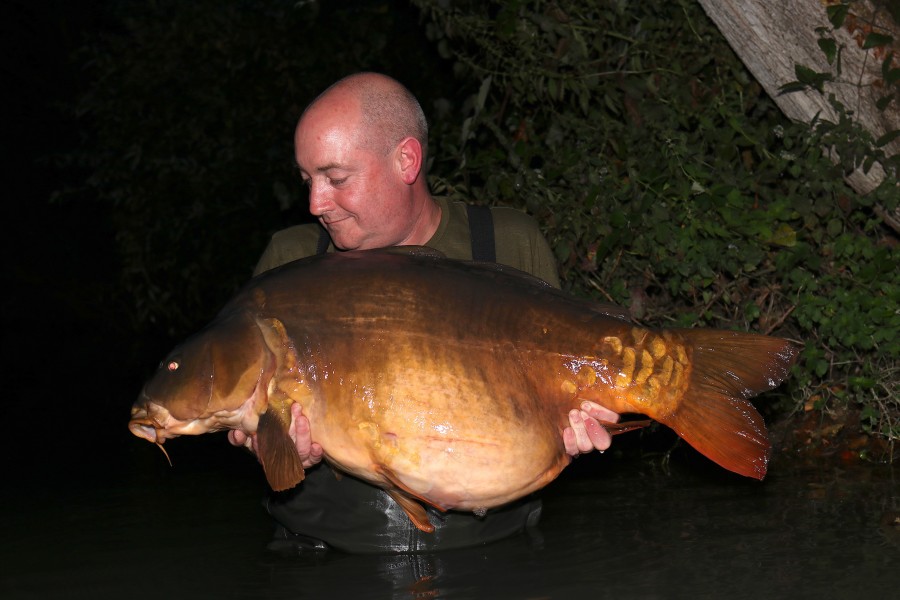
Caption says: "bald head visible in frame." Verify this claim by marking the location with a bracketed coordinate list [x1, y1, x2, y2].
[292, 73, 441, 251]
[304, 72, 428, 159]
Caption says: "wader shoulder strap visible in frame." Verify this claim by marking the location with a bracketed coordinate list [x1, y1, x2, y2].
[315, 226, 331, 255]
[466, 204, 496, 262]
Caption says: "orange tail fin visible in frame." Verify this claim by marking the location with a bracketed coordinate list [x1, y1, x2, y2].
[660, 329, 799, 480]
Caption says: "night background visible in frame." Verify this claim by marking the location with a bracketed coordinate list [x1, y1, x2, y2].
[4, 2, 129, 465]
[2, 1, 897, 598]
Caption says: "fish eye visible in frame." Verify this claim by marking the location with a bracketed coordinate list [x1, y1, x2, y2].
[167, 360, 180, 372]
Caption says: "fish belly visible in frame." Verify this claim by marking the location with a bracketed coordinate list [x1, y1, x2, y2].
[303, 343, 569, 511]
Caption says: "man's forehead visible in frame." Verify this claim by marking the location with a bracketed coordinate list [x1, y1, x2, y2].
[294, 151, 352, 174]
[295, 121, 357, 168]
[300, 90, 361, 131]
[297, 112, 353, 143]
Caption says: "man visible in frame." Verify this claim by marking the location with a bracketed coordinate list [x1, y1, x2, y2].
[230, 72, 620, 553]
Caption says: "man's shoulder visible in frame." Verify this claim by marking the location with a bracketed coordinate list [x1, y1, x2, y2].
[254, 222, 322, 275]
[445, 199, 542, 234]
[488, 204, 543, 234]
[270, 222, 322, 244]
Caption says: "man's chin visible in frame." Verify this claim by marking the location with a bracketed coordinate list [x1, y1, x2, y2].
[322, 223, 359, 251]
[324, 225, 392, 252]
[329, 235, 373, 252]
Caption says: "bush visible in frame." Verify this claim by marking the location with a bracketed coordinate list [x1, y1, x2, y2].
[413, 0, 898, 457]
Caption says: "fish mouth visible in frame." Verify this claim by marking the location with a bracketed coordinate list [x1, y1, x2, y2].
[129, 417, 163, 444]
[128, 400, 176, 444]
[128, 410, 175, 466]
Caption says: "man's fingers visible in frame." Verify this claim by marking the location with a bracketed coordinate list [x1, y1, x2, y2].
[581, 401, 620, 424]
[228, 428, 259, 460]
[289, 402, 324, 469]
[227, 429, 245, 447]
[228, 429, 253, 451]
[563, 426, 578, 456]
[305, 442, 324, 469]
[583, 413, 612, 451]
[287, 402, 302, 442]
[565, 407, 615, 456]
[567, 409, 594, 454]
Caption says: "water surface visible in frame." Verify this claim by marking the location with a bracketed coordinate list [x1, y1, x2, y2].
[2, 434, 896, 600]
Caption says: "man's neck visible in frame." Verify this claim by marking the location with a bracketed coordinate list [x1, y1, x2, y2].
[401, 194, 442, 246]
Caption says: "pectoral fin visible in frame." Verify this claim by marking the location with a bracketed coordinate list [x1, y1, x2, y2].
[256, 409, 306, 491]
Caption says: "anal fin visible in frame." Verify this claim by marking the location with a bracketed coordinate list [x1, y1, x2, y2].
[601, 418, 652, 435]
[376, 465, 443, 533]
[386, 489, 435, 533]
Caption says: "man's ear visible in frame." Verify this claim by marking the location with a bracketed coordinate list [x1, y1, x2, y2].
[395, 137, 423, 185]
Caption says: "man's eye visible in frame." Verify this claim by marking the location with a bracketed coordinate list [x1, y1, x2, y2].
[329, 177, 347, 186]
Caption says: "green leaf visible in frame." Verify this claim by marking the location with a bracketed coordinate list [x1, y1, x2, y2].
[817, 37, 837, 64]
[778, 80, 808, 94]
[882, 52, 896, 79]
[884, 67, 900, 86]
[793, 64, 831, 92]
[875, 93, 895, 111]
[863, 154, 876, 173]
[859, 404, 880, 422]
[862, 32, 893, 50]
[768, 223, 797, 247]
[826, 3, 849, 29]
[876, 129, 900, 147]
[548, 78, 558, 101]
[475, 75, 492, 113]
[794, 64, 821, 84]
[827, 218, 843, 237]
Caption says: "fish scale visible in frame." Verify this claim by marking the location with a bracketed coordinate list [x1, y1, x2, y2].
[597, 329, 692, 418]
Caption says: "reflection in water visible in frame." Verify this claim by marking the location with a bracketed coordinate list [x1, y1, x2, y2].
[1, 438, 897, 600]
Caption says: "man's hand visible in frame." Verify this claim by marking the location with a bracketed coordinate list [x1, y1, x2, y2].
[563, 401, 620, 456]
[226, 403, 324, 469]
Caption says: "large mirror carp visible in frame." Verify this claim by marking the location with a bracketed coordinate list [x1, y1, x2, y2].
[129, 248, 799, 532]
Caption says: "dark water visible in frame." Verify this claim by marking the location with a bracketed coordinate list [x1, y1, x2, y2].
[1, 433, 896, 600]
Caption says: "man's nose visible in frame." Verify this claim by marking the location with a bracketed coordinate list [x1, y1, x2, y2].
[308, 183, 333, 215]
